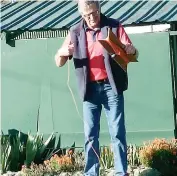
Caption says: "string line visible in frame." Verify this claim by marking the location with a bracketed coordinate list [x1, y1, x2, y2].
[66, 59, 106, 169]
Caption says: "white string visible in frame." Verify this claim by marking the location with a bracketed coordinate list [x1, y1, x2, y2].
[66, 59, 106, 169]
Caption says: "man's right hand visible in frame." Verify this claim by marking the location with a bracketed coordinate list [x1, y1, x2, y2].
[58, 43, 74, 56]
[55, 43, 74, 67]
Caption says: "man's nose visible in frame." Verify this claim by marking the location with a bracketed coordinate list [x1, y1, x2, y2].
[89, 14, 95, 20]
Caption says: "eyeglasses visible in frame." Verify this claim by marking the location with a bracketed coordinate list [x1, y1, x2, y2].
[83, 10, 100, 19]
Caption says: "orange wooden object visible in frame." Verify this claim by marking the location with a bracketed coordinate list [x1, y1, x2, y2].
[98, 28, 138, 72]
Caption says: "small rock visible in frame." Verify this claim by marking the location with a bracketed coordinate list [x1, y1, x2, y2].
[2, 171, 17, 176]
[128, 165, 138, 175]
[139, 168, 161, 176]
[73, 171, 84, 176]
[134, 167, 161, 176]
[15, 172, 22, 176]
[134, 168, 141, 176]
[59, 172, 71, 176]
[107, 169, 115, 176]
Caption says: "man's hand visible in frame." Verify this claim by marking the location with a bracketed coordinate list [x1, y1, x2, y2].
[55, 43, 74, 67]
[58, 43, 74, 56]
[124, 44, 136, 55]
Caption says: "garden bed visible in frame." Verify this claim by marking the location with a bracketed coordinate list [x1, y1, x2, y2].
[1, 166, 161, 176]
[1, 132, 177, 176]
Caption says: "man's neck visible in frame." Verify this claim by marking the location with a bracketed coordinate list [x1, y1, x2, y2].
[84, 21, 100, 31]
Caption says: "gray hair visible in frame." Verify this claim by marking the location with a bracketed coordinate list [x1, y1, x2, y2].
[77, 0, 101, 14]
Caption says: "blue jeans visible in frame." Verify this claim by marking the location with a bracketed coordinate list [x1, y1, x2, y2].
[83, 80, 127, 176]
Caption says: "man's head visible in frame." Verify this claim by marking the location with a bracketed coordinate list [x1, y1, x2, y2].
[78, 0, 101, 29]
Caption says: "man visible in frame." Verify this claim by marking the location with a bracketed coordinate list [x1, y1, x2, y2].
[55, 1, 138, 175]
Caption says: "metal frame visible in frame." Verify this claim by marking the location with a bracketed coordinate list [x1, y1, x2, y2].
[2, 29, 69, 47]
[169, 23, 177, 138]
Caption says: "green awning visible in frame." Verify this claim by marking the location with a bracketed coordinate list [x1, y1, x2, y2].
[1, 0, 177, 31]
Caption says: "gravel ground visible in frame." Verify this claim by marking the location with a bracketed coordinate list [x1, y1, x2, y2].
[1, 166, 161, 176]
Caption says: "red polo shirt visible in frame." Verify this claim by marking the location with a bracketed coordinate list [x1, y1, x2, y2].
[59, 23, 132, 81]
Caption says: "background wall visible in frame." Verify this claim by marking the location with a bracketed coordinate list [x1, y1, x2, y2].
[1, 31, 174, 147]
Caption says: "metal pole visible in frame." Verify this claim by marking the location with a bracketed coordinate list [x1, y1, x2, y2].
[170, 23, 177, 138]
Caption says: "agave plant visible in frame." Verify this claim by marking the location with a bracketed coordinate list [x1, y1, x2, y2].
[24, 133, 40, 167]
[1, 134, 11, 174]
[9, 132, 24, 171]
[33, 133, 61, 164]
[0, 131, 64, 174]
[24, 132, 64, 167]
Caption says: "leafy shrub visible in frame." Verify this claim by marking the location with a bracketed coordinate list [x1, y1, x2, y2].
[100, 145, 114, 170]
[21, 149, 85, 175]
[100, 144, 141, 171]
[127, 144, 141, 166]
[44, 149, 84, 172]
[139, 138, 177, 176]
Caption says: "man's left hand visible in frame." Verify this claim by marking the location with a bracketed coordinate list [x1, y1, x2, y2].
[124, 44, 136, 55]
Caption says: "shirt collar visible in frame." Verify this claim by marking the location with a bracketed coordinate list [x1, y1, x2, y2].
[83, 21, 101, 32]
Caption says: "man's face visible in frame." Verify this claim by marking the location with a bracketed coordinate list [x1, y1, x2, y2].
[82, 3, 100, 29]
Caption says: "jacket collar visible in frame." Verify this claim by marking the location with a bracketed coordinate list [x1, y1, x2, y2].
[78, 14, 109, 58]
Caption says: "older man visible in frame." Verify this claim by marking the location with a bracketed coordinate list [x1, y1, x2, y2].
[55, 1, 138, 175]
